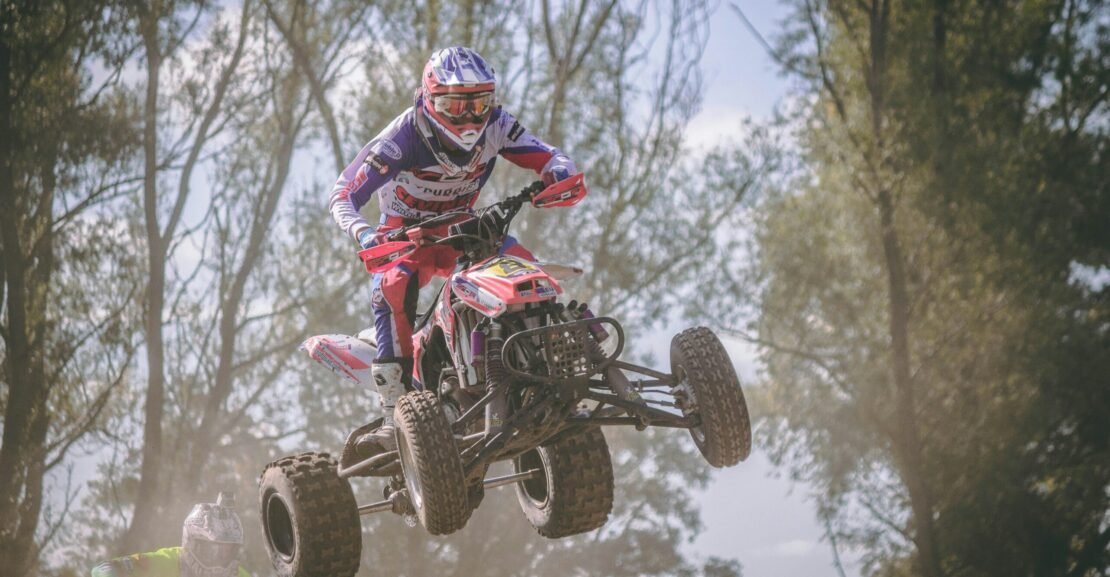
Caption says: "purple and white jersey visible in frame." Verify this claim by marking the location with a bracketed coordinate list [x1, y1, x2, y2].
[329, 106, 574, 240]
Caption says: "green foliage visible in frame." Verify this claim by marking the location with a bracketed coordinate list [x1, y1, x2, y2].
[742, 0, 1109, 575]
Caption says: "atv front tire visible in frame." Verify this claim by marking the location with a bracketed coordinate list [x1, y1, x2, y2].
[670, 327, 752, 467]
[259, 452, 361, 577]
[395, 390, 471, 535]
[513, 426, 614, 538]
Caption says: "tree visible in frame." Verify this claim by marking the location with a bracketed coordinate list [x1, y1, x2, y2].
[123, 0, 254, 552]
[0, 2, 139, 576]
[735, 0, 1109, 574]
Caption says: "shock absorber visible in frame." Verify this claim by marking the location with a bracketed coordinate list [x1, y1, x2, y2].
[564, 300, 638, 403]
[484, 322, 508, 435]
[470, 325, 487, 385]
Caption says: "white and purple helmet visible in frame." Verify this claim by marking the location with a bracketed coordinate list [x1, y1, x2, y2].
[418, 47, 497, 153]
[180, 493, 243, 577]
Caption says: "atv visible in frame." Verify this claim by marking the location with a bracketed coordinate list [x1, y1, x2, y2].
[258, 176, 752, 577]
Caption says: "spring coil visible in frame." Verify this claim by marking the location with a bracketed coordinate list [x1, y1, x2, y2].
[484, 336, 508, 433]
[485, 337, 506, 389]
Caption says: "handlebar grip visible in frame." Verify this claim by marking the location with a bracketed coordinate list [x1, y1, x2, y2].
[526, 180, 545, 198]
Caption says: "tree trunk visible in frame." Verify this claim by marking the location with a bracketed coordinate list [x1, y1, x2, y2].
[425, 0, 439, 53]
[461, 0, 476, 47]
[122, 14, 166, 554]
[0, 30, 55, 577]
[867, 2, 943, 575]
[877, 188, 944, 577]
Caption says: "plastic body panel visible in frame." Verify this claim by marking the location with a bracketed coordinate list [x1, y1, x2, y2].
[451, 256, 562, 317]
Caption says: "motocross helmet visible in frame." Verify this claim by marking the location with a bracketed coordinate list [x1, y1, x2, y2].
[181, 493, 243, 577]
[415, 47, 496, 176]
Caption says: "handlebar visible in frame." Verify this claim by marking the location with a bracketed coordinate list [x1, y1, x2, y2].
[385, 180, 544, 243]
[359, 176, 585, 274]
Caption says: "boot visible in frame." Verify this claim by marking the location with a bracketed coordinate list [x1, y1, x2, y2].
[356, 362, 405, 452]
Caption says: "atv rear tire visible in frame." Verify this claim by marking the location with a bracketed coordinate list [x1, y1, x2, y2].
[513, 426, 614, 538]
[395, 390, 470, 535]
[670, 327, 752, 467]
[259, 452, 361, 577]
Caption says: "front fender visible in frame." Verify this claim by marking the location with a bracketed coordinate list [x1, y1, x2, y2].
[301, 334, 377, 386]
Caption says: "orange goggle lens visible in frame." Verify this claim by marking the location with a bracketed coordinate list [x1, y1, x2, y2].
[432, 93, 493, 121]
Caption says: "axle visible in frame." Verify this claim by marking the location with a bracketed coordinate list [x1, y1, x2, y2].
[356, 468, 542, 516]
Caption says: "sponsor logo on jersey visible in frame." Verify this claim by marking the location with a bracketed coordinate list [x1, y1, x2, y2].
[366, 153, 390, 175]
[393, 186, 477, 213]
[388, 199, 422, 218]
[377, 139, 403, 160]
[408, 164, 488, 183]
[508, 121, 525, 142]
[338, 169, 368, 201]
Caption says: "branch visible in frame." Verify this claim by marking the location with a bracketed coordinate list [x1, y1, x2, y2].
[35, 465, 80, 553]
[45, 343, 136, 470]
[228, 333, 303, 375]
[729, 2, 810, 78]
[540, 0, 559, 63]
[164, 0, 253, 244]
[822, 511, 850, 577]
[52, 175, 144, 231]
[262, 0, 346, 172]
[860, 495, 913, 544]
[569, 0, 618, 76]
[52, 283, 139, 376]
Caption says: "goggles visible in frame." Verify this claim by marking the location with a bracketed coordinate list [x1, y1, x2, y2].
[431, 92, 493, 123]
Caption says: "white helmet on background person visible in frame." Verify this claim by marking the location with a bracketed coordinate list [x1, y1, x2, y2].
[181, 492, 243, 577]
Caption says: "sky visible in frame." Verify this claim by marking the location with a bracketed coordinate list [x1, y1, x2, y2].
[681, 2, 862, 576]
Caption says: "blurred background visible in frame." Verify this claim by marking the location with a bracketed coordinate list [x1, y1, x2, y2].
[0, 0, 1106, 576]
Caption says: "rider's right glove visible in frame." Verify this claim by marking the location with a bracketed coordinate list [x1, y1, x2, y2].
[357, 227, 384, 249]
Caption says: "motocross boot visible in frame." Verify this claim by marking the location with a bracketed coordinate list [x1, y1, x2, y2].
[356, 362, 405, 452]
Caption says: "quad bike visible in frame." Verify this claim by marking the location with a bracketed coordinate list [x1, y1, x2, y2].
[258, 175, 752, 577]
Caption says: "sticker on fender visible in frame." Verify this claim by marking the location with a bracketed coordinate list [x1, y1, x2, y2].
[484, 258, 536, 278]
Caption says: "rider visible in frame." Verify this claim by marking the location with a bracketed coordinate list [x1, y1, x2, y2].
[328, 47, 579, 452]
[90, 493, 249, 577]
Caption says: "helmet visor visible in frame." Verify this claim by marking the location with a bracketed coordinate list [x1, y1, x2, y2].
[189, 540, 240, 568]
[431, 92, 493, 123]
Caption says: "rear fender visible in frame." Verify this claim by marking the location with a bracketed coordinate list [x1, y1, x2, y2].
[535, 262, 583, 280]
[301, 334, 377, 386]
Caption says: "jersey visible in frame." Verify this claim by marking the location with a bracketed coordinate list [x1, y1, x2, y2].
[89, 547, 250, 577]
[329, 106, 572, 241]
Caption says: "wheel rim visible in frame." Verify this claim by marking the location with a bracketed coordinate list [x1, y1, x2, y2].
[397, 429, 424, 511]
[516, 448, 550, 507]
[264, 491, 296, 562]
[674, 367, 707, 445]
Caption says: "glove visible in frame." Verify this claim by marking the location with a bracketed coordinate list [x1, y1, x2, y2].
[406, 227, 433, 247]
[357, 227, 384, 249]
[541, 154, 577, 186]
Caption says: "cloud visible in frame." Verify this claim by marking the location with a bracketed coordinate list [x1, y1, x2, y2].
[684, 105, 753, 151]
[773, 539, 818, 557]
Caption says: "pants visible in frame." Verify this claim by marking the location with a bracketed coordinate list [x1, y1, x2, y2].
[372, 229, 535, 360]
